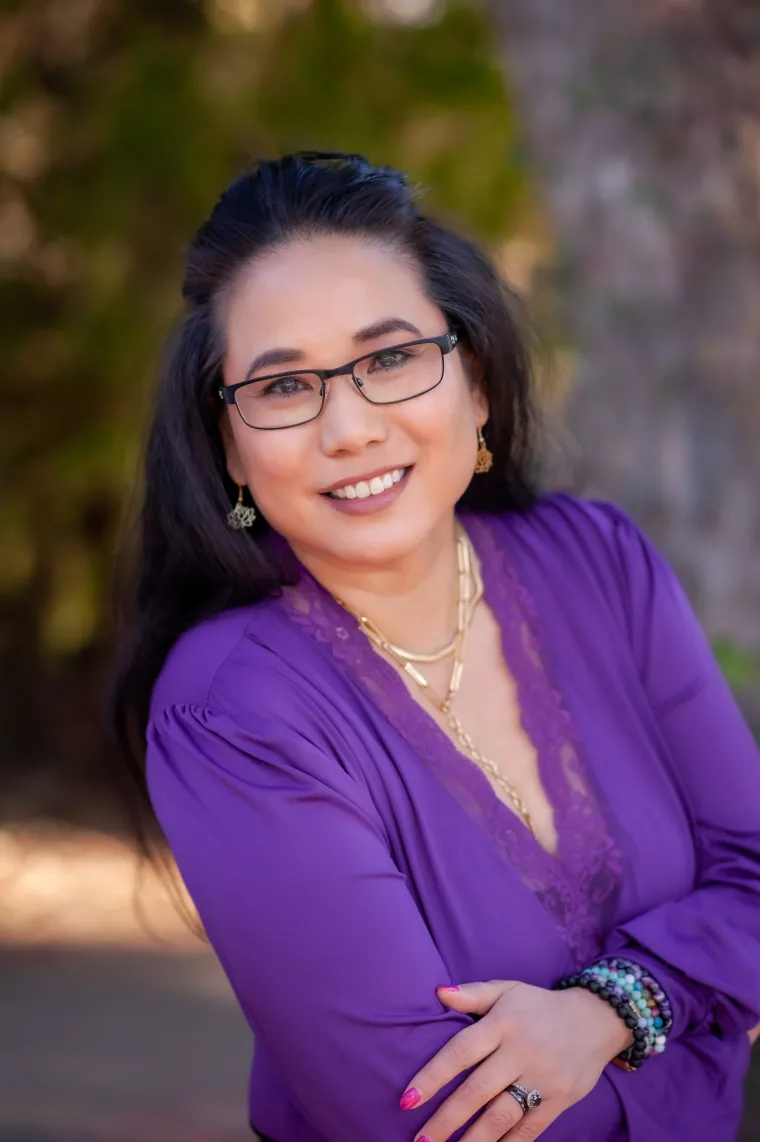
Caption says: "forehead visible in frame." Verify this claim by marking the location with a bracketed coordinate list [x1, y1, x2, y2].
[222, 234, 439, 355]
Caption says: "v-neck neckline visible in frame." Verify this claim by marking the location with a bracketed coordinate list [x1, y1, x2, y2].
[274, 509, 623, 966]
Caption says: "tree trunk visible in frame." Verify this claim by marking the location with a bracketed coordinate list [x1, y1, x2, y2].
[486, 0, 760, 717]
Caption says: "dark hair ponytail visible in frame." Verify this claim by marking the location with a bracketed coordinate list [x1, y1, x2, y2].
[106, 151, 539, 837]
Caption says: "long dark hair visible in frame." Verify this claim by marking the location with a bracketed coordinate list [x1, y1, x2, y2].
[106, 150, 540, 836]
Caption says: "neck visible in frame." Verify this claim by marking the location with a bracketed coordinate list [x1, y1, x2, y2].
[289, 513, 461, 654]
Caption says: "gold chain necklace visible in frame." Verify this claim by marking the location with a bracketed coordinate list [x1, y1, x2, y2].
[351, 534, 483, 673]
[337, 531, 535, 836]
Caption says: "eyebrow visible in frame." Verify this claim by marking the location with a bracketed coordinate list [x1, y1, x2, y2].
[244, 316, 424, 379]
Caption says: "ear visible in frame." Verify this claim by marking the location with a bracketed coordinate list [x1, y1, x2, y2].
[474, 383, 490, 429]
[461, 344, 490, 426]
[218, 410, 247, 486]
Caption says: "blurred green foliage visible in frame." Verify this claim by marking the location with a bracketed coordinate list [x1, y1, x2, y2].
[712, 639, 760, 693]
[0, 0, 533, 810]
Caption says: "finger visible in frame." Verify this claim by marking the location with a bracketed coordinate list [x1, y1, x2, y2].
[416, 1056, 522, 1142]
[436, 980, 515, 1015]
[502, 1108, 553, 1142]
[458, 1090, 528, 1142]
[501, 1088, 555, 1142]
[401, 1019, 501, 1109]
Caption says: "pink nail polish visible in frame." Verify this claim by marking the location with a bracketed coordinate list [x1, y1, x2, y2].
[437, 984, 460, 992]
[400, 1087, 422, 1110]
[416, 1136, 433, 1142]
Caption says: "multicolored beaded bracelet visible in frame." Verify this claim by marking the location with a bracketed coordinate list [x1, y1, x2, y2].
[556, 957, 673, 1071]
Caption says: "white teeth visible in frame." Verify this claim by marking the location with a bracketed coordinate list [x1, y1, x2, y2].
[327, 467, 408, 500]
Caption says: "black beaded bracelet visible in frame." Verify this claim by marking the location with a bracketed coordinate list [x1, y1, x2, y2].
[556, 958, 672, 1072]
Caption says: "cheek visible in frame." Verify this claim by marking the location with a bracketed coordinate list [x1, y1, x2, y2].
[406, 367, 480, 448]
[396, 378, 479, 503]
[233, 423, 312, 501]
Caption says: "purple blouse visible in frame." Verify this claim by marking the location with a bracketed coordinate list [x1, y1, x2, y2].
[146, 495, 760, 1142]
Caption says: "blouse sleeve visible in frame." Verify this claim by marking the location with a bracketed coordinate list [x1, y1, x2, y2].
[597, 505, 760, 1041]
[146, 703, 475, 1142]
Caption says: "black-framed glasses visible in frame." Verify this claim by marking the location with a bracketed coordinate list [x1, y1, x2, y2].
[218, 331, 459, 430]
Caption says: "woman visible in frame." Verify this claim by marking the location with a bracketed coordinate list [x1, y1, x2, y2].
[109, 152, 760, 1142]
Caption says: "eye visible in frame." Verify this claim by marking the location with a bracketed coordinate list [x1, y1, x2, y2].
[261, 375, 313, 397]
[367, 348, 411, 373]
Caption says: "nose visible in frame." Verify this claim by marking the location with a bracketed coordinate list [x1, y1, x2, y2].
[318, 373, 389, 456]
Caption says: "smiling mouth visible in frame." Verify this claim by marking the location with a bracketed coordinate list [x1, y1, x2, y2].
[324, 467, 410, 500]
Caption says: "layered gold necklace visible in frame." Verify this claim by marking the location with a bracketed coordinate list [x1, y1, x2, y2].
[337, 529, 535, 836]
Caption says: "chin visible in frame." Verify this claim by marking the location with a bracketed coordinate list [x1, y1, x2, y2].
[327, 513, 445, 568]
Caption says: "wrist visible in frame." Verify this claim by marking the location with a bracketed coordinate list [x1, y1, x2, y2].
[561, 985, 634, 1060]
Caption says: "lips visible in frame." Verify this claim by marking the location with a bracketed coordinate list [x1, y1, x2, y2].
[321, 465, 413, 516]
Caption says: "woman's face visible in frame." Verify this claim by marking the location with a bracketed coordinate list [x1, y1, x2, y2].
[219, 233, 488, 569]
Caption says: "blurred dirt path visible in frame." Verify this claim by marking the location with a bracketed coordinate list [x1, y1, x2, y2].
[0, 827, 254, 1141]
[0, 946, 253, 1142]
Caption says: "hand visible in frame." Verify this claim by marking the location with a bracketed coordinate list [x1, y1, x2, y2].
[400, 979, 633, 1142]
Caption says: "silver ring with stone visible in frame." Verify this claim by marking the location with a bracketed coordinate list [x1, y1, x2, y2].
[506, 1083, 543, 1112]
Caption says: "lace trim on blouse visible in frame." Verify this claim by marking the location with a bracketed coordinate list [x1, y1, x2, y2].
[275, 512, 623, 967]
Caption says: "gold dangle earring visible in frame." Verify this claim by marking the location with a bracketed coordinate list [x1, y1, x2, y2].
[227, 483, 257, 529]
[474, 426, 493, 474]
